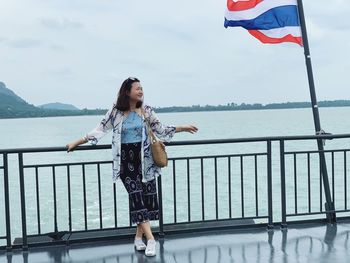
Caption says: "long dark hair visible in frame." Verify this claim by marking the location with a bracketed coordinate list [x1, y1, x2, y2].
[116, 77, 143, 111]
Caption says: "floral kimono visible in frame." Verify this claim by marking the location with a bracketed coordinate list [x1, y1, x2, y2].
[83, 103, 176, 183]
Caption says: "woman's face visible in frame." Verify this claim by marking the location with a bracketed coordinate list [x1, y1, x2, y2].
[128, 81, 144, 102]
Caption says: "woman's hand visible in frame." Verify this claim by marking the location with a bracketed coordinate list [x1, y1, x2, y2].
[176, 125, 198, 134]
[66, 137, 88, 153]
[66, 142, 77, 152]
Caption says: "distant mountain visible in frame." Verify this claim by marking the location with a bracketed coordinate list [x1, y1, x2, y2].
[0, 81, 40, 117]
[0, 82, 107, 119]
[38, 102, 80, 111]
[155, 100, 350, 113]
[2, 81, 350, 119]
[0, 81, 27, 103]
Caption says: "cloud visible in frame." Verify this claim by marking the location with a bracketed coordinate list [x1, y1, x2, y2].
[48, 44, 66, 51]
[39, 17, 84, 30]
[0, 36, 66, 52]
[306, 19, 327, 41]
[8, 38, 42, 48]
[46, 68, 75, 78]
[144, 24, 196, 42]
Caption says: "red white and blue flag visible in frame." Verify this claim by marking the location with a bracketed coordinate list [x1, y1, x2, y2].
[224, 0, 303, 46]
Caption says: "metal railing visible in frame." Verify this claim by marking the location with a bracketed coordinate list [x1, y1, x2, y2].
[1, 133, 350, 251]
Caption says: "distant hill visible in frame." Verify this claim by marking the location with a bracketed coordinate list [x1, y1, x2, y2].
[38, 102, 80, 111]
[0, 81, 41, 117]
[2, 81, 350, 119]
[155, 100, 350, 113]
[0, 82, 107, 119]
[0, 82, 27, 104]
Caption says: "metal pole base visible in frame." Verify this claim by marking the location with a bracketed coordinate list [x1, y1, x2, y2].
[324, 201, 336, 224]
[280, 224, 288, 230]
[266, 224, 274, 231]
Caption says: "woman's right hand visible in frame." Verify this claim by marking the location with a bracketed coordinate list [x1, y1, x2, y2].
[66, 137, 88, 152]
[66, 142, 77, 152]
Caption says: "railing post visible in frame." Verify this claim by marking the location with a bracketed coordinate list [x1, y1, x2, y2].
[52, 166, 58, 234]
[279, 140, 287, 229]
[318, 142, 337, 224]
[157, 175, 164, 238]
[296, 0, 336, 224]
[267, 140, 274, 230]
[3, 153, 12, 251]
[18, 153, 28, 250]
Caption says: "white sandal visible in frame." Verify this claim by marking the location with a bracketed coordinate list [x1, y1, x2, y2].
[134, 238, 146, 251]
[145, 239, 156, 256]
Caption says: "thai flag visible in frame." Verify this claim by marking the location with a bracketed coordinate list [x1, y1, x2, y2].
[224, 0, 303, 46]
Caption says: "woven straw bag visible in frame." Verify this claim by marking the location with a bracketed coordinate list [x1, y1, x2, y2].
[142, 109, 168, 167]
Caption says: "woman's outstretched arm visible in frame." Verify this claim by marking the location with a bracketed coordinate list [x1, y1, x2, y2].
[66, 103, 116, 152]
[175, 125, 198, 134]
[145, 105, 198, 141]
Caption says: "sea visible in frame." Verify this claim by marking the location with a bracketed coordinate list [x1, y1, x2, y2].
[1, 107, 350, 246]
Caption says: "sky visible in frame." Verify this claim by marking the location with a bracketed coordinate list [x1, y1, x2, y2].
[0, 0, 349, 109]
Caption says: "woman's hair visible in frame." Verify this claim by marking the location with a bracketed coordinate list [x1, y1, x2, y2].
[116, 77, 143, 111]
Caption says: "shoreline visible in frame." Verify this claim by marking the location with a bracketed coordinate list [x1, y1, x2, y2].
[1, 104, 350, 120]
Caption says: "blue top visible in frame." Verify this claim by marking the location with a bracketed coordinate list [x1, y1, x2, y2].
[121, 111, 143, 143]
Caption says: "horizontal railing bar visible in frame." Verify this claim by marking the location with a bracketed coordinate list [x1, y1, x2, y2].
[164, 216, 269, 225]
[19, 152, 267, 171]
[323, 209, 350, 214]
[286, 209, 350, 217]
[22, 154, 268, 169]
[167, 133, 350, 145]
[1, 211, 334, 242]
[286, 212, 330, 216]
[169, 152, 267, 160]
[0, 145, 112, 154]
[23, 160, 112, 168]
[18, 218, 272, 235]
[22, 225, 137, 237]
[285, 149, 350, 155]
[2, 133, 350, 153]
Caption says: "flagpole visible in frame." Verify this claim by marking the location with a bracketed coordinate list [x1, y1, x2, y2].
[296, 0, 336, 223]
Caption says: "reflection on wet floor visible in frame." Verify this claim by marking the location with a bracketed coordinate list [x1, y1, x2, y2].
[1, 222, 350, 263]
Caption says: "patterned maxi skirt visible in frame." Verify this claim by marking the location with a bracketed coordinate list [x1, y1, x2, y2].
[119, 142, 159, 225]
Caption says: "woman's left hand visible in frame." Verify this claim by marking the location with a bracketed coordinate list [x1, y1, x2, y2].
[179, 125, 198, 134]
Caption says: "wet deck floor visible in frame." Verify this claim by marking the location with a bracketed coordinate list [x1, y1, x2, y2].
[1, 221, 350, 263]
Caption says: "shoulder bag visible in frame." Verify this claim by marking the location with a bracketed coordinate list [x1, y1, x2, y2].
[141, 108, 168, 167]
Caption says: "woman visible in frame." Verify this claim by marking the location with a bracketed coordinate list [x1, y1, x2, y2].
[66, 77, 198, 257]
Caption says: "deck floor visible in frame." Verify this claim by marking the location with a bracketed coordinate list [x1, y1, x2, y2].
[1, 221, 350, 263]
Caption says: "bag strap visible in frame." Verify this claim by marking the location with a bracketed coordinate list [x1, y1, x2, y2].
[141, 107, 157, 143]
